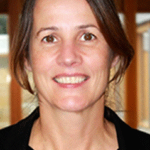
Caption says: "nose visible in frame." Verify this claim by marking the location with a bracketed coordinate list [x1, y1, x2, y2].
[56, 42, 82, 67]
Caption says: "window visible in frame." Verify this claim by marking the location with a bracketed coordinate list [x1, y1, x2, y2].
[137, 13, 150, 132]
[0, 14, 10, 128]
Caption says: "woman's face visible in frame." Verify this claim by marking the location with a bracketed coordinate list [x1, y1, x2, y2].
[26, 0, 117, 112]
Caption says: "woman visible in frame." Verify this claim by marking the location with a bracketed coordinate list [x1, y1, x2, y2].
[0, 0, 150, 149]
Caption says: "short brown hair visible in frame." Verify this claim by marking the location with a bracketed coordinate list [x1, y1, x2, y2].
[11, 0, 134, 94]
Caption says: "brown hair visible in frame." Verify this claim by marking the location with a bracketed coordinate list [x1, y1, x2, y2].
[11, 0, 134, 94]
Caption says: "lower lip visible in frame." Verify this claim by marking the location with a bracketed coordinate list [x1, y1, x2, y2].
[53, 79, 89, 88]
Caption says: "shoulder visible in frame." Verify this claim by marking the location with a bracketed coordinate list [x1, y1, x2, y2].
[105, 107, 150, 150]
[0, 120, 27, 149]
[0, 124, 19, 149]
[132, 128, 150, 143]
[0, 107, 39, 150]
[121, 123, 150, 149]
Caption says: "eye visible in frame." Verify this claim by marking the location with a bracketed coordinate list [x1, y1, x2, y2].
[42, 35, 57, 43]
[80, 33, 96, 41]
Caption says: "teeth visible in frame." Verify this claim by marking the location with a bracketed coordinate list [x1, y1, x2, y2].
[54, 76, 87, 84]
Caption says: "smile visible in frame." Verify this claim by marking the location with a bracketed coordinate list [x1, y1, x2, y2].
[54, 76, 88, 84]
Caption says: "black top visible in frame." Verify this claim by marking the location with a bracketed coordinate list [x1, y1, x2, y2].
[0, 107, 150, 150]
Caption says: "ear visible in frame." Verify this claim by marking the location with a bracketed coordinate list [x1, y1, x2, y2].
[24, 58, 32, 72]
[111, 55, 119, 68]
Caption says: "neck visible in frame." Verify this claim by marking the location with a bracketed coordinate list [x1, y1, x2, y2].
[29, 98, 117, 150]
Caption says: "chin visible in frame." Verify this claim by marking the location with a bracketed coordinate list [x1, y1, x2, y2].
[55, 97, 90, 112]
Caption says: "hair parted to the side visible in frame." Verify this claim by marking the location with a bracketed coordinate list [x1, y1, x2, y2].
[11, 0, 37, 94]
[87, 0, 134, 83]
[11, 0, 134, 94]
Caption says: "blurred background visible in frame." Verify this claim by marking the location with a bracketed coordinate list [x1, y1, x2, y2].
[0, 0, 150, 134]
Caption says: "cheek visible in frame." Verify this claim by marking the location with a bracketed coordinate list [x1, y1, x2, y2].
[30, 49, 53, 74]
[29, 38, 50, 72]
[87, 49, 112, 95]
[87, 49, 112, 75]
[29, 50, 55, 96]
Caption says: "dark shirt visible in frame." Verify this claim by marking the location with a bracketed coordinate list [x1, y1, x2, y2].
[0, 107, 150, 150]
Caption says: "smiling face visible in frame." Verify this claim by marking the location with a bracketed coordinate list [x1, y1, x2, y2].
[26, 0, 117, 112]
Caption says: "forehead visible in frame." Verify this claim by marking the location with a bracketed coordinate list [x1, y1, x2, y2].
[34, 0, 91, 13]
[33, 0, 98, 28]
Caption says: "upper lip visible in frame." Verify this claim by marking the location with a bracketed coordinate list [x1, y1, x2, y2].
[53, 73, 89, 79]
[53, 74, 90, 84]
[53, 74, 89, 84]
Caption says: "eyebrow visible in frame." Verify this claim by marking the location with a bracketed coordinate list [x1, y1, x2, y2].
[36, 24, 100, 36]
[77, 24, 100, 30]
[36, 26, 59, 36]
